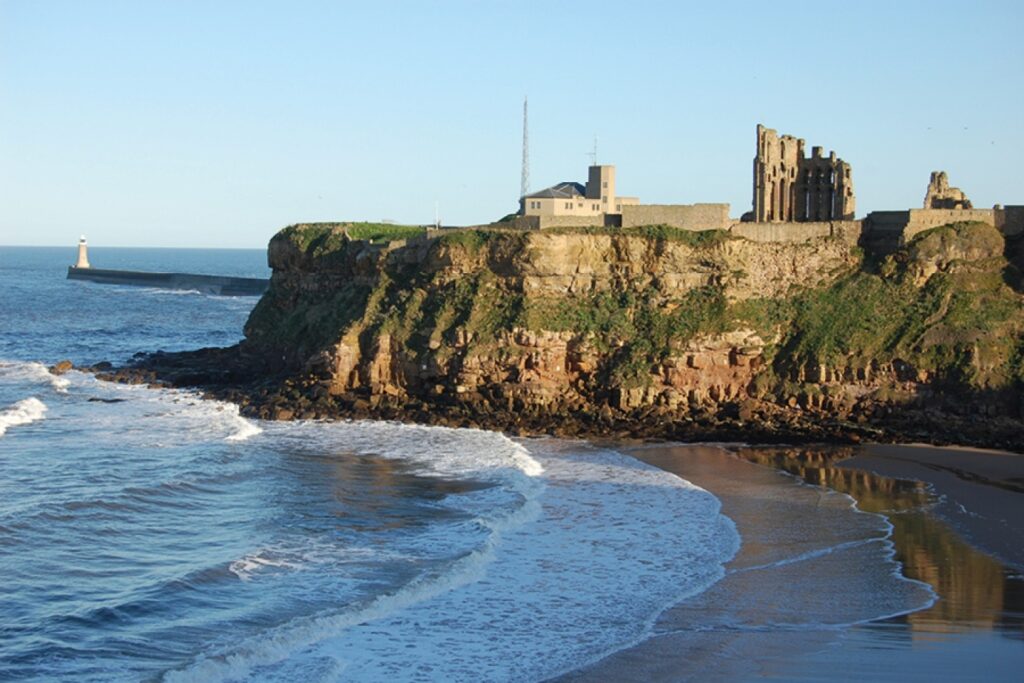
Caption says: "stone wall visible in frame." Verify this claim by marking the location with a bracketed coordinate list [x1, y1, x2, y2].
[498, 215, 607, 231]
[902, 209, 999, 241]
[620, 203, 731, 230]
[862, 207, 1024, 253]
[536, 214, 608, 229]
[996, 205, 1024, 237]
[729, 220, 863, 245]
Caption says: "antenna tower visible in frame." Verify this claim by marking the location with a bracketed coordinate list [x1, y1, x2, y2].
[520, 97, 530, 199]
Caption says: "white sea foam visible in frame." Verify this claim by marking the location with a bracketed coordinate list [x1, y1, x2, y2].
[268, 420, 545, 505]
[0, 397, 48, 437]
[93, 381, 263, 444]
[228, 543, 405, 582]
[229, 549, 308, 581]
[109, 287, 205, 296]
[169, 397, 263, 444]
[162, 435, 739, 683]
[221, 404, 263, 442]
[0, 360, 71, 393]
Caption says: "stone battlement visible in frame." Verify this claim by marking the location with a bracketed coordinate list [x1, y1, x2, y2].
[621, 204, 731, 230]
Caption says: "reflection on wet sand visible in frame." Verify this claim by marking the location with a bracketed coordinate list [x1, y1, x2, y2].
[734, 446, 1024, 640]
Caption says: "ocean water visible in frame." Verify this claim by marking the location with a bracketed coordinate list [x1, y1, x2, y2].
[0, 247, 937, 681]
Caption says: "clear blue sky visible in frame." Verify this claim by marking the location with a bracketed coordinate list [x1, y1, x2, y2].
[1, 0, 1022, 248]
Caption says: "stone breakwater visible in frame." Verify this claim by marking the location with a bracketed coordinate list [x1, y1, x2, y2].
[71, 222, 1024, 452]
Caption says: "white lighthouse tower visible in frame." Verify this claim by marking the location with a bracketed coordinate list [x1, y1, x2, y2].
[75, 235, 91, 269]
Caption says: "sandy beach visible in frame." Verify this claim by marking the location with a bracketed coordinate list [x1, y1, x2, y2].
[557, 442, 1024, 682]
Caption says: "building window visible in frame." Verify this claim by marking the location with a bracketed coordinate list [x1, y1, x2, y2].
[566, 202, 572, 209]
[592, 204, 599, 210]
[616, 204, 621, 211]
[577, 202, 583, 207]
[603, 181, 607, 188]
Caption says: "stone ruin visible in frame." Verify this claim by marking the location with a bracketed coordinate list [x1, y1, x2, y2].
[751, 124, 855, 222]
[923, 171, 972, 209]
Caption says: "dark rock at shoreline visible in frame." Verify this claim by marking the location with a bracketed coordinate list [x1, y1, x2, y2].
[49, 360, 73, 375]
[81, 345, 1023, 453]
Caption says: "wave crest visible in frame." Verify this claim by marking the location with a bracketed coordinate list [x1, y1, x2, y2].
[0, 361, 70, 393]
[0, 397, 48, 437]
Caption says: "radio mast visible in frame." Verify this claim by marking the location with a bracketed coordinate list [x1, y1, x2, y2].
[520, 97, 530, 199]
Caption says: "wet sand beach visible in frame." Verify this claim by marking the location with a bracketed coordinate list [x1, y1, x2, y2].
[557, 443, 1024, 682]
[840, 443, 1024, 569]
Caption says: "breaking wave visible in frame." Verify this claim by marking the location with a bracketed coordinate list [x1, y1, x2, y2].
[0, 361, 70, 393]
[0, 397, 47, 437]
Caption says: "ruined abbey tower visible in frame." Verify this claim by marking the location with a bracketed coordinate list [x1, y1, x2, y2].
[752, 124, 855, 222]
[923, 171, 972, 209]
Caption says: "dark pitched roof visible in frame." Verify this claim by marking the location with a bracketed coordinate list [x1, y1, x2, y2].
[525, 182, 586, 199]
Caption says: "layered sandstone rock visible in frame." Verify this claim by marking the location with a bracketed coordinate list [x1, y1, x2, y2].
[237, 222, 1022, 435]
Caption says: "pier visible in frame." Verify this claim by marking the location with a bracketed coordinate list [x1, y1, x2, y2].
[66, 237, 269, 296]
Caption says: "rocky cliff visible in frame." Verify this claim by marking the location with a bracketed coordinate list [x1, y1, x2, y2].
[123, 222, 1024, 449]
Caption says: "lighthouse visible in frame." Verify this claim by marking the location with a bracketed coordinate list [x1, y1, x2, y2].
[75, 236, 91, 269]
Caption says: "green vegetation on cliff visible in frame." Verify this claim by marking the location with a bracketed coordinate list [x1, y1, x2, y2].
[781, 222, 1022, 387]
[279, 222, 426, 253]
[545, 224, 733, 247]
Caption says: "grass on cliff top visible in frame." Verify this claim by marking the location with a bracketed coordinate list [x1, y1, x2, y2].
[346, 223, 426, 242]
[906, 221, 1003, 251]
[435, 229, 496, 252]
[281, 222, 426, 251]
[544, 224, 732, 247]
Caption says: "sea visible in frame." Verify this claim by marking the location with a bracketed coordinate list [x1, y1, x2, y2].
[0, 246, 941, 682]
